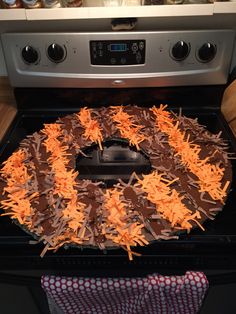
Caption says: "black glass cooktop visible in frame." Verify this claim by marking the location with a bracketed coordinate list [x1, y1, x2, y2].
[0, 86, 236, 272]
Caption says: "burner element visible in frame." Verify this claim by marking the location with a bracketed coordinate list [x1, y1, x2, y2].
[76, 139, 151, 188]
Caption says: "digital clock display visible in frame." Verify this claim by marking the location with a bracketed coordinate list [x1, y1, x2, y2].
[109, 43, 128, 52]
[90, 39, 145, 65]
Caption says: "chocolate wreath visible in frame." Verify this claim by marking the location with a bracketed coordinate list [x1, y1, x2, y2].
[0, 105, 232, 260]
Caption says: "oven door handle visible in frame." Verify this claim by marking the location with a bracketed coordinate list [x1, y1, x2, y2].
[1, 271, 236, 286]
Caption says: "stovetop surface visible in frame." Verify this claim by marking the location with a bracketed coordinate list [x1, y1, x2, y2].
[0, 87, 236, 270]
[1, 108, 236, 237]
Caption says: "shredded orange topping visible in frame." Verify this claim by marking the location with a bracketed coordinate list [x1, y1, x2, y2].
[1, 105, 228, 258]
[135, 171, 204, 232]
[151, 105, 229, 203]
[104, 188, 148, 260]
[0, 149, 38, 226]
[111, 106, 145, 150]
[42, 124, 86, 242]
[40, 232, 87, 257]
[76, 107, 103, 150]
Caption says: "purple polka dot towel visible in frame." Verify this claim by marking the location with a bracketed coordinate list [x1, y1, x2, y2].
[41, 271, 208, 314]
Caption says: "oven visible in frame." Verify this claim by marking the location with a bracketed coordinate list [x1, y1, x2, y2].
[0, 29, 236, 283]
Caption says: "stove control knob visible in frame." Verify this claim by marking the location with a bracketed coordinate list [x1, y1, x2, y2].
[47, 43, 66, 63]
[171, 41, 190, 61]
[197, 43, 216, 63]
[21, 46, 39, 64]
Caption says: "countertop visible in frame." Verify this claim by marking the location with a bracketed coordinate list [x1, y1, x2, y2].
[221, 80, 236, 137]
[0, 77, 17, 141]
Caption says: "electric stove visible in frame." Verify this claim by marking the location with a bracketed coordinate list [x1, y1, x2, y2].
[0, 30, 236, 276]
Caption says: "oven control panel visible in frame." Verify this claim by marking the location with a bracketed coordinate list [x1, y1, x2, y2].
[90, 40, 145, 65]
[1, 30, 235, 88]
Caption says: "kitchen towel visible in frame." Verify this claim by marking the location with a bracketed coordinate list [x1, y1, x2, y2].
[41, 271, 208, 314]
